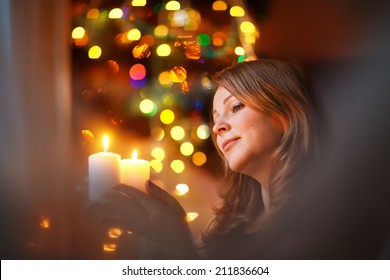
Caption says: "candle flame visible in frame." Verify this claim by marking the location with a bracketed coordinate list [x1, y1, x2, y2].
[103, 135, 109, 152]
[132, 149, 138, 159]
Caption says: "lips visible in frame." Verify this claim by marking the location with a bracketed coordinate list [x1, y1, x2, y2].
[221, 137, 240, 153]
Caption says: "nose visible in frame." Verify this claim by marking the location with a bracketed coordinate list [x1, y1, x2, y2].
[212, 118, 231, 135]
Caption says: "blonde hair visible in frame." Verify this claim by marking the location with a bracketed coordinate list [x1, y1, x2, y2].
[203, 59, 318, 248]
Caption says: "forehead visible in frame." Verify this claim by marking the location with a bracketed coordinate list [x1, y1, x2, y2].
[213, 86, 234, 108]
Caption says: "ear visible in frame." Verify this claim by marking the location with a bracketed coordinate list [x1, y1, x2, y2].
[270, 113, 289, 133]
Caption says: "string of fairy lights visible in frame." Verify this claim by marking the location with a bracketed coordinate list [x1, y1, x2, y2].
[71, 0, 260, 255]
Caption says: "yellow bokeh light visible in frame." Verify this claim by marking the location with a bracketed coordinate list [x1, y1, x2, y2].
[108, 8, 123, 19]
[108, 228, 123, 238]
[235, 46, 245, 56]
[166, 0, 180, 11]
[176, 183, 189, 196]
[132, 0, 146, 6]
[87, 8, 100, 19]
[39, 216, 50, 229]
[196, 124, 210, 139]
[151, 127, 165, 141]
[88, 45, 102, 59]
[103, 243, 117, 252]
[160, 109, 175, 124]
[240, 21, 256, 33]
[151, 147, 165, 161]
[154, 25, 169, 37]
[171, 160, 185, 173]
[150, 159, 163, 173]
[170, 126, 185, 141]
[230, 6, 245, 17]
[212, 0, 227, 11]
[180, 142, 194, 156]
[170, 66, 187, 83]
[186, 212, 199, 222]
[72, 27, 85, 39]
[127, 28, 142, 41]
[156, 44, 171, 56]
[192, 152, 207, 166]
[139, 99, 155, 114]
[158, 71, 173, 87]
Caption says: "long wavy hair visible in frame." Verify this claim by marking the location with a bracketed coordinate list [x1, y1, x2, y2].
[203, 59, 319, 249]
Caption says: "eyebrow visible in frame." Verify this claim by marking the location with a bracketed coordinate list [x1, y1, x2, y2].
[211, 95, 234, 115]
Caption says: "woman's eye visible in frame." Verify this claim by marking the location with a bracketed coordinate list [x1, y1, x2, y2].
[232, 103, 244, 113]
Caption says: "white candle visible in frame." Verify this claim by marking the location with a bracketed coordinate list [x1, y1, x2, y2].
[88, 135, 121, 201]
[120, 150, 150, 192]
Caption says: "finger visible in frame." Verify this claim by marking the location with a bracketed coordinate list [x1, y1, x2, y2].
[145, 180, 186, 217]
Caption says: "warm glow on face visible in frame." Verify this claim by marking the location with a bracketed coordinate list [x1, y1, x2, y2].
[88, 45, 102, 59]
[186, 212, 199, 222]
[176, 183, 189, 196]
[103, 135, 109, 152]
[108, 8, 123, 19]
[132, 149, 138, 159]
[156, 44, 171, 56]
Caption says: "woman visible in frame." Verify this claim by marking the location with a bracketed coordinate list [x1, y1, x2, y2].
[97, 59, 319, 259]
[203, 59, 318, 258]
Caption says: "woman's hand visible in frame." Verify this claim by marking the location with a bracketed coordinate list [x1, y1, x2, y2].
[94, 180, 199, 259]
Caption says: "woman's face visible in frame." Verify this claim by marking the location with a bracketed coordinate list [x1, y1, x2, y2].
[212, 86, 284, 176]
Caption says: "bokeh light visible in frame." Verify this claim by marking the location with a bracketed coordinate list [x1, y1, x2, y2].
[186, 212, 199, 222]
[108, 8, 123, 19]
[151, 127, 165, 141]
[240, 21, 256, 33]
[165, 1, 180, 11]
[170, 126, 185, 141]
[127, 28, 142, 41]
[230, 6, 245, 17]
[156, 44, 171, 56]
[139, 99, 155, 114]
[88, 45, 102, 59]
[196, 124, 210, 139]
[154, 25, 169, 37]
[87, 8, 100, 19]
[170, 66, 187, 83]
[158, 71, 173, 87]
[235, 46, 245, 56]
[180, 142, 194, 156]
[151, 147, 165, 161]
[170, 160, 185, 173]
[160, 109, 175, 124]
[212, 0, 227, 11]
[108, 228, 123, 238]
[129, 63, 146, 80]
[132, 0, 146, 6]
[192, 152, 207, 166]
[150, 159, 163, 173]
[176, 184, 189, 196]
[196, 33, 211, 46]
[71, 27, 85, 39]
